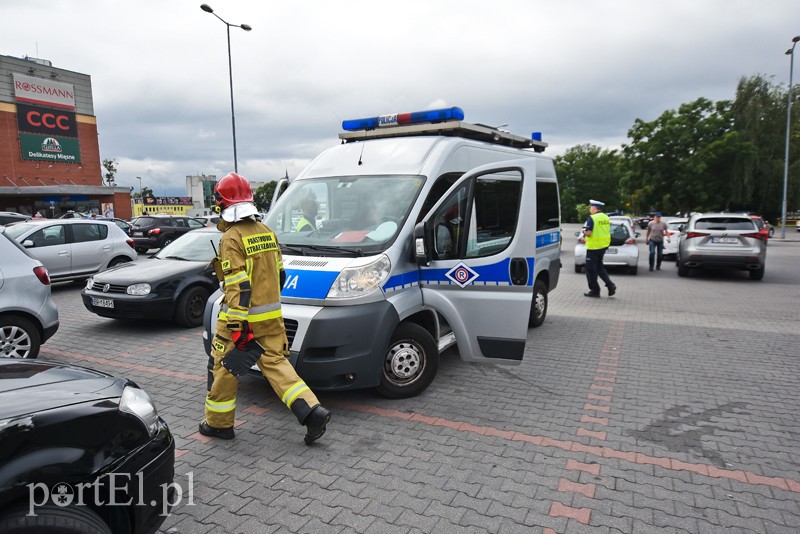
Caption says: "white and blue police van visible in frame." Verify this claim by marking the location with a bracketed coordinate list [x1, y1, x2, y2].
[203, 107, 562, 398]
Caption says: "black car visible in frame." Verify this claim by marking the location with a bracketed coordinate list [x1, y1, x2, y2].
[99, 217, 133, 236]
[130, 216, 206, 253]
[82, 228, 222, 327]
[0, 359, 174, 534]
[0, 211, 31, 226]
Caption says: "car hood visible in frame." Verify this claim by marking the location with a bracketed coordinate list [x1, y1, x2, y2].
[91, 257, 209, 283]
[0, 360, 125, 420]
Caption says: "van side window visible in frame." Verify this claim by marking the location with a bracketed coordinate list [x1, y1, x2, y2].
[536, 181, 560, 231]
[417, 172, 462, 223]
[464, 171, 522, 258]
[430, 170, 523, 260]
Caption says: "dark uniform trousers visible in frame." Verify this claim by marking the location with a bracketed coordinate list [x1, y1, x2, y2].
[585, 247, 614, 294]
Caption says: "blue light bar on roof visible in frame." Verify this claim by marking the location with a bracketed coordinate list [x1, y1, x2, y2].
[342, 107, 465, 131]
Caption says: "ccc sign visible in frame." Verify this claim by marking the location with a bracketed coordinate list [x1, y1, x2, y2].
[17, 103, 78, 137]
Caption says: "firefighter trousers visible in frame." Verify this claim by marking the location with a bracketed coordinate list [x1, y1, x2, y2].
[204, 322, 320, 429]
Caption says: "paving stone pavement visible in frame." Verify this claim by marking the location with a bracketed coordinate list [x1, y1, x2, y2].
[39, 224, 800, 533]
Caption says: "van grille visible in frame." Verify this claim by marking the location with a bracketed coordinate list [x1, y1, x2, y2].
[287, 259, 328, 267]
[284, 319, 299, 346]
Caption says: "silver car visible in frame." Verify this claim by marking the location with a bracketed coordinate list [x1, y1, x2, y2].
[0, 226, 59, 358]
[4, 219, 137, 283]
[677, 213, 767, 279]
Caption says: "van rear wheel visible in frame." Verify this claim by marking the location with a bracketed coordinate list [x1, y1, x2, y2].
[376, 323, 438, 399]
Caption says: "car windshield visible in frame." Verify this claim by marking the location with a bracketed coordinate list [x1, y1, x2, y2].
[154, 231, 222, 261]
[265, 175, 425, 256]
[3, 222, 38, 240]
[694, 217, 756, 231]
[668, 220, 686, 230]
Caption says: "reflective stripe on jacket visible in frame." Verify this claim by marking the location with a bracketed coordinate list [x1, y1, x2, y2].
[586, 212, 611, 250]
[216, 218, 285, 336]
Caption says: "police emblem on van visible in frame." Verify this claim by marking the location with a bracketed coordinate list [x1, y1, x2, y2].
[446, 263, 479, 288]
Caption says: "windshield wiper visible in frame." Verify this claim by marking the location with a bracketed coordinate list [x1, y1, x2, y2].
[280, 243, 363, 257]
[162, 255, 189, 261]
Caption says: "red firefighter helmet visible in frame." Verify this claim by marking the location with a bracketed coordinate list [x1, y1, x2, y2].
[213, 172, 254, 210]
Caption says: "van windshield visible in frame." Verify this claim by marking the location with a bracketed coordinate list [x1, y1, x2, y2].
[265, 175, 425, 256]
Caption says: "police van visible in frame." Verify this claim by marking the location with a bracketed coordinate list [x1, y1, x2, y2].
[203, 107, 561, 398]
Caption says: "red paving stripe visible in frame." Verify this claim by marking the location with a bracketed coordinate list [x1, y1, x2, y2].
[579, 414, 609, 426]
[590, 383, 614, 393]
[592, 375, 616, 383]
[46, 347, 800, 495]
[583, 403, 611, 413]
[576, 428, 607, 440]
[544, 530, 557, 534]
[243, 405, 270, 415]
[566, 459, 602, 476]
[40, 348, 205, 382]
[557, 478, 596, 499]
[549, 501, 591, 525]
[587, 393, 612, 403]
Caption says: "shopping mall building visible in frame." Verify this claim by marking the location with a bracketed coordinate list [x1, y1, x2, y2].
[0, 54, 132, 219]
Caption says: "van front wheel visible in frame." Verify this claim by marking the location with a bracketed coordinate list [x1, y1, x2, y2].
[529, 279, 548, 328]
[376, 323, 438, 399]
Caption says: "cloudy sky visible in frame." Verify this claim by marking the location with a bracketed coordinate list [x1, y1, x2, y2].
[4, 0, 799, 195]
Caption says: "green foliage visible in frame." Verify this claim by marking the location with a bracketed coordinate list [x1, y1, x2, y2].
[140, 186, 154, 199]
[555, 144, 624, 222]
[575, 204, 590, 223]
[254, 181, 278, 212]
[102, 158, 118, 187]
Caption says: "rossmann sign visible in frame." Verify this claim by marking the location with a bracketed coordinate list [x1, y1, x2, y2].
[17, 103, 78, 137]
[13, 72, 76, 111]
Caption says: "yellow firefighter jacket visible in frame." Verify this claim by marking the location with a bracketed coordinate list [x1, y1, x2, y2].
[214, 218, 284, 337]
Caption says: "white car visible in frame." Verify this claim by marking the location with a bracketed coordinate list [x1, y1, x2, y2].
[662, 217, 688, 259]
[4, 219, 137, 283]
[574, 221, 640, 275]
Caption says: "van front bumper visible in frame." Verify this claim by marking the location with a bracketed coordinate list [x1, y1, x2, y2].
[290, 301, 399, 391]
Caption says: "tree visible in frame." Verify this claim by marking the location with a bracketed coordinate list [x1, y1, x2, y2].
[555, 144, 625, 222]
[140, 186, 154, 199]
[254, 181, 278, 212]
[102, 159, 118, 187]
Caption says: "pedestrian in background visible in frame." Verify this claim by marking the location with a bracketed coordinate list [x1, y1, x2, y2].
[646, 212, 670, 271]
[583, 199, 617, 298]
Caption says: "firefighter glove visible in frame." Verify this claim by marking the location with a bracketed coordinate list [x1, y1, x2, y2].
[229, 320, 255, 350]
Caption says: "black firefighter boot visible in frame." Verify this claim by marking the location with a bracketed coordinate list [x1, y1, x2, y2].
[199, 421, 235, 440]
[304, 405, 331, 445]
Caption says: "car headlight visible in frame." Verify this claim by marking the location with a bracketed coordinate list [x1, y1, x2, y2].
[85, 277, 94, 290]
[327, 255, 391, 299]
[127, 283, 151, 295]
[119, 385, 159, 437]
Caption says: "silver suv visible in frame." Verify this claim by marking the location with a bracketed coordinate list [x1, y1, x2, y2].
[0, 226, 59, 358]
[677, 213, 767, 280]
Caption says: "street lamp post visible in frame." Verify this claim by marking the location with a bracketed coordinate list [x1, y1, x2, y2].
[200, 4, 251, 174]
[780, 35, 800, 239]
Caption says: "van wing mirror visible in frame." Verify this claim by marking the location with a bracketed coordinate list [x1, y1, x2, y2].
[413, 221, 432, 266]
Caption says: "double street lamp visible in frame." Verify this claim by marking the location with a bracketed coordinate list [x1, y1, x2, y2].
[780, 35, 800, 239]
[200, 4, 251, 173]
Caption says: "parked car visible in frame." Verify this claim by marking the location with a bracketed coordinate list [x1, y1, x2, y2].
[82, 228, 222, 327]
[192, 215, 221, 228]
[99, 217, 133, 236]
[130, 216, 206, 253]
[748, 215, 774, 239]
[662, 217, 688, 259]
[0, 359, 174, 534]
[609, 215, 635, 231]
[4, 220, 137, 283]
[59, 211, 89, 219]
[0, 226, 59, 359]
[574, 220, 640, 274]
[676, 213, 767, 279]
[0, 212, 31, 226]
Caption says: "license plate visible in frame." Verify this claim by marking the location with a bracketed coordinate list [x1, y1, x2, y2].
[92, 297, 114, 309]
[134, 231, 144, 236]
[607, 248, 618, 254]
[711, 237, 738, 244]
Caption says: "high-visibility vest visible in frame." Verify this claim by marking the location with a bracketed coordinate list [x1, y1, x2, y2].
[295, 217, 314, 232]
[586, 213, 611, 250]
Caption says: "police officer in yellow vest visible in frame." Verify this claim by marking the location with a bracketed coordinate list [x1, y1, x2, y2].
[294, 196, 318, 232]
[200, 172, 330, 444]
[583, 199, 617, 298]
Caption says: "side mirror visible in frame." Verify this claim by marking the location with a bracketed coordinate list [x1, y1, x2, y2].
[634, 232, 641, 238]
[678, 225, 685, 232]
[22, 239, 35, 248]
[413, 221, 432, 266]
[574, 232, 581, 237]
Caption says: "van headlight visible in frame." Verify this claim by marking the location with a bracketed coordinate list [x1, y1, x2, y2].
[127, 283, 151, 295]
[85, 277, 94, 290]
[119, 386, 160, 437]
[327, 255, 391, 299]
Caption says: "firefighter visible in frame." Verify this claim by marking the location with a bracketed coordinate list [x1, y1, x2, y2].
[200, 172, 330, 444]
